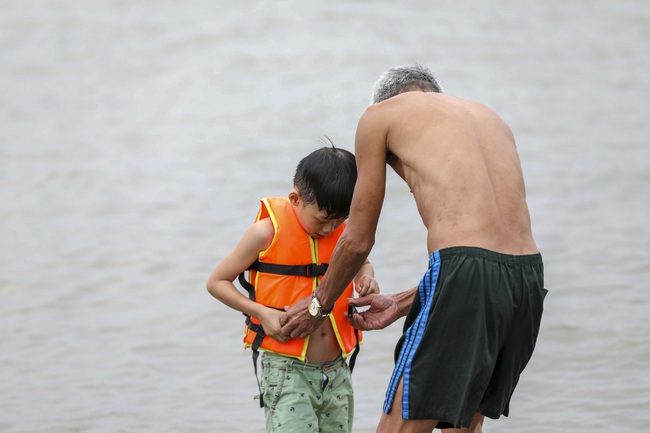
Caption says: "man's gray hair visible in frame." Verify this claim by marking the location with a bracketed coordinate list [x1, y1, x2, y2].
[371, 64, 443, 104]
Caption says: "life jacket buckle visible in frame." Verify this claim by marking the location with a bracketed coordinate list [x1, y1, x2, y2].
[305, 263, 328, 277]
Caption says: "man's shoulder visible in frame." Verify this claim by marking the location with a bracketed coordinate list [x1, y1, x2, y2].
[371, 91, 459, 115]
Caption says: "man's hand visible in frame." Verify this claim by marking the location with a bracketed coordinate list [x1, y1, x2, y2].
[347, 293, 401, 331]
[279, 295, 325, 339]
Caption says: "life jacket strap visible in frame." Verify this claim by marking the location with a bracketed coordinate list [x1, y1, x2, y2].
[238, 271, 256, 301]
[348, 329, 360, 373]
[250, 261, 329, 277]
[245, 316, 266, 408]
[237, 261, 329, 302]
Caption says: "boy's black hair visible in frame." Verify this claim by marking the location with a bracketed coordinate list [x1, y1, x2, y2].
[293, 138, 357, 219]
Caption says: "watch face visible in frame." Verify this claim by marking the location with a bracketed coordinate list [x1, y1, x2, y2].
[309, 299, 320, 317]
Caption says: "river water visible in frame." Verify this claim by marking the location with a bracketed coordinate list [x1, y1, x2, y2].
[1, 1, 649, 432]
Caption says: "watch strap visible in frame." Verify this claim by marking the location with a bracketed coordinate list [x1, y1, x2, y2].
[311, 292, 334, 319]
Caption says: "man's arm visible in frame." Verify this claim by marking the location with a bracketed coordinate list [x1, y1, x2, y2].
[316, 108, 388, 308]
[280, 106, 389, 339]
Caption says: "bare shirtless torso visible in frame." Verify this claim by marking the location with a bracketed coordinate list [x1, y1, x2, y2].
[367, 91, 538, 255]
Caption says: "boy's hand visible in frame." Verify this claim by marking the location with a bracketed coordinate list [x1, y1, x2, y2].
[258, 308, 289, 343]
[355, 275, 380, 297]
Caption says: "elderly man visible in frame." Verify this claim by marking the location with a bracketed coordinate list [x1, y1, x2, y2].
[281, 64, 547, 433]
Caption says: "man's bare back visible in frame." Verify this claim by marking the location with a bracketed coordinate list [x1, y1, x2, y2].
[359, 91, 537, 256]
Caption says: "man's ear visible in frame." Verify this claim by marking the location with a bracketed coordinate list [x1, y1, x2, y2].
[288, 188, 301, 206]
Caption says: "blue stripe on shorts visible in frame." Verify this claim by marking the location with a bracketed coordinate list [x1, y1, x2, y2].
[383, 251, 441, 418]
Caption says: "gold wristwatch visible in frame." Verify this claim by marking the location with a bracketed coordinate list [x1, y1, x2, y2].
[308, 292, 333, 319]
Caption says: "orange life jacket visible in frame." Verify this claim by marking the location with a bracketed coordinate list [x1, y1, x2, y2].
[241, 197, 361, 362]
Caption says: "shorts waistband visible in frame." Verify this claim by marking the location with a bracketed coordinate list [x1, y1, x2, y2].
[431, 246, 543, 267]
[262, 352, 345, 372]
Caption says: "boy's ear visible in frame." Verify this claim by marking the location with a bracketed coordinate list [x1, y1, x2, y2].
[288, 188, 300, 206]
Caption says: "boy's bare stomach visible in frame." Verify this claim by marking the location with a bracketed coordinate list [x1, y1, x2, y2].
[305, 318, 342, 364]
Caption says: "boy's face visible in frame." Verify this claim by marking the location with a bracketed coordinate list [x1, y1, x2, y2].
[289, 190, 346, 239]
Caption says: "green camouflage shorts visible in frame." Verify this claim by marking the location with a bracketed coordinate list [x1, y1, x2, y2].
[261, 353, 354, 433]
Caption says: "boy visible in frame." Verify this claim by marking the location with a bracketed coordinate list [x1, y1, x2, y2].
[207, 144, 379, 433]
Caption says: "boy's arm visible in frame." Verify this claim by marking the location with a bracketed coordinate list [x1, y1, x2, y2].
[206, 218, 288, 343]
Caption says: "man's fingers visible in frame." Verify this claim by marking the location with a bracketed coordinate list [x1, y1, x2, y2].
[289, 327, 308, 340]
[355, 317, 369, 331]
[280, 320, 293, 335]
[348, 311, 368, 331]
[348, 295, 372, 307]
[279, 309, 290, 326]
[281, 317, 308, 339]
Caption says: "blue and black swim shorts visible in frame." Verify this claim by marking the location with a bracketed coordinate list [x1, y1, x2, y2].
[383, 246, 547, 429]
